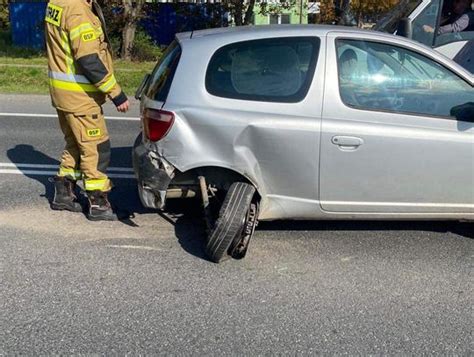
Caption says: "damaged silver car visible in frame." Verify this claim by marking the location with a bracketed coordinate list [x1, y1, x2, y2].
[133, 26, 474, 263]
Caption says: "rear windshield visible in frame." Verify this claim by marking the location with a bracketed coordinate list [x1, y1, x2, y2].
[206, 37, 320, 103]
[146, 41, 181, 102]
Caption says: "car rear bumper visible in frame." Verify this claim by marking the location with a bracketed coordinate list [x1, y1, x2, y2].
[132, 139, 175, 209]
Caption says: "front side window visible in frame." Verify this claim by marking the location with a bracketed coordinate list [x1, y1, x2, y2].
[434, 0, 474, 47]
[411, 0, 442, 46]
[206, 37, 320, 103]
[336, 39, 473, 118]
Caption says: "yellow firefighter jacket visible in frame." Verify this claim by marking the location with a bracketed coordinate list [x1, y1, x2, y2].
[45, 0, 127, 113]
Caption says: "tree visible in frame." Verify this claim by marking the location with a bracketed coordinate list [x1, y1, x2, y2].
[318, 0, 336, 24]
[0, 0, 9, 30]
[222, 0, 257, 26]
[336, 0, 354, 25]
[97, 0, 146, 60]
[260, 1, 297, 18]
[331, 0, 401, 26]
[121, 0, 146, 60]
[225, 0, 302, 26]
[350, 0, 400, 25]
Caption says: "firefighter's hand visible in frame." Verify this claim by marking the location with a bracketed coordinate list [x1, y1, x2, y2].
[116, 100, 130, 113]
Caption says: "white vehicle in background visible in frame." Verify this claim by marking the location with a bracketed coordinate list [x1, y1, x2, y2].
[374, 0, 474, 73]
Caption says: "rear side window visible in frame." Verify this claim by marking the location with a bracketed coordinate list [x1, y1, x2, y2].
[146, 41, 181, 102]
[206, 37, 320, 103]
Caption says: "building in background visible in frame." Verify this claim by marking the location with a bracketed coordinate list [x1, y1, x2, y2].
[252, 0, 309, 25]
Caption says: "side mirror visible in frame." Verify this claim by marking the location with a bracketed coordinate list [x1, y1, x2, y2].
[135, 74, 151, 100]
[451, 102, 474, 122]
[397, 18, 413, 39]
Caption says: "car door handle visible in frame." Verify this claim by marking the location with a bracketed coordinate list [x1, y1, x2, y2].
[331, 136, 364, 149]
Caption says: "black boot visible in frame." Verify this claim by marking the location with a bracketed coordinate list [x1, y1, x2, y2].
[51, 176, 83, 212]
[86, 190, 118, 221]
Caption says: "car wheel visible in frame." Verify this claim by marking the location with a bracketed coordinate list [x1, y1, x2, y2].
[205, 182, 256, 263]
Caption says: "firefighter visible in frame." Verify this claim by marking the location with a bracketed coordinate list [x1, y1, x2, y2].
[44, 0, 129, 221]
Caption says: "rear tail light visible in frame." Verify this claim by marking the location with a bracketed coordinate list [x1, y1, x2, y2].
[143, 108, 175, 142]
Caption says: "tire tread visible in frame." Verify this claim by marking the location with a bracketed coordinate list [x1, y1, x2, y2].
[206, 182, 255, 263]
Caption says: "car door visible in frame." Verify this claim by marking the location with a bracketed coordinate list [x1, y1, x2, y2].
[319, 32, 474, 214]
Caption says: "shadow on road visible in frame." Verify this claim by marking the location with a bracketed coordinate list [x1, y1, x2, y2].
[159, 199, 208, 260]
[451, 223, 474, 239]
[6, 144, 156, 226]
[158, 199, 474, 263]
[257, 220, 473, 239]
[7, 144, 58, 203]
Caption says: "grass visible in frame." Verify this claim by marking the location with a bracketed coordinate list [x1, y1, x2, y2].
[0, 30, 157, 95]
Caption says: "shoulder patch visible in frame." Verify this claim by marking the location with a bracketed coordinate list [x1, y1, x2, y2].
[45, 4, 63, 27]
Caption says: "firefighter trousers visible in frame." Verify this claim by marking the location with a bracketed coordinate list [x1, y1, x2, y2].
[56, 108, 112, 192]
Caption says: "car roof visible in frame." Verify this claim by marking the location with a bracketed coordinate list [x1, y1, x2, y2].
[177, 24, 390, 41]
[173, 24, 427, 65]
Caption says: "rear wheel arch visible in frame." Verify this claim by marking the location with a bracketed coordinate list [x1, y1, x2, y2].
[173, 166, 262, 263]
[173, 165, 262, 200]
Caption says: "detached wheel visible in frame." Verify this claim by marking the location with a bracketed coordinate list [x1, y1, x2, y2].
[205, 182, 257, 263]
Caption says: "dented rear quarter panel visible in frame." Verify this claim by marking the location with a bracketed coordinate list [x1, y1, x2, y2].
[156, 28, 328, 219]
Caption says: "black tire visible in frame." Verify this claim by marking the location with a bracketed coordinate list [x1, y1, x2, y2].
[205, 182, 256, 263]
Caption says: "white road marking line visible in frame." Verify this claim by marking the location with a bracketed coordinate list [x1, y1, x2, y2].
[0, 169, 57, 176]
[106, 245, 164, 251]
[0, 163, 58, 169]
[0, 112, 140, 121]
[0, 162, 134, 173]
[102, 167, 135, 173]
[0, 169, 135, 179]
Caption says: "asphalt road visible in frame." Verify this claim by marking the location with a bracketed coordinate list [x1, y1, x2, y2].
[0, 94, 473, 355]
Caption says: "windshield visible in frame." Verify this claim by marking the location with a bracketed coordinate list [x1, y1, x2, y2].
[374, 0, 423, 33]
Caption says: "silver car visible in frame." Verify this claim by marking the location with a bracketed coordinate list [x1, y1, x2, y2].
[133, 25, 474, 263]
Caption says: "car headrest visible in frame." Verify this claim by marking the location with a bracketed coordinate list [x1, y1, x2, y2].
[231, 46, 302, 96]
